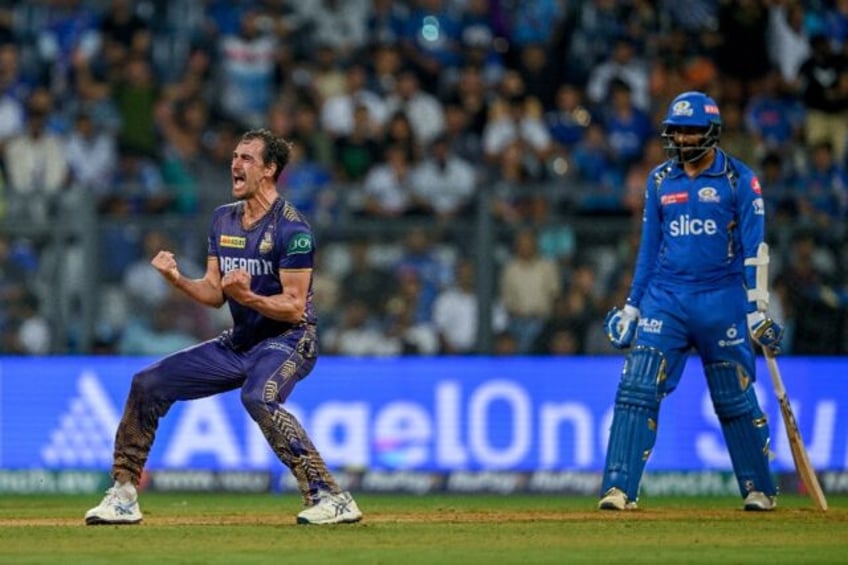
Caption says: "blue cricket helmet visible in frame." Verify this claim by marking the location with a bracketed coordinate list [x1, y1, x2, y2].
[661, 91, 722, 163]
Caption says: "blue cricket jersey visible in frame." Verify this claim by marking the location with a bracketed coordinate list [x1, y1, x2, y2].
[208, 197, 316, 349]
[627, 150, 766, 314]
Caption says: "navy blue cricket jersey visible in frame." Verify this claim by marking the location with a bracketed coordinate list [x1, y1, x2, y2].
[208, 197, 316, 349]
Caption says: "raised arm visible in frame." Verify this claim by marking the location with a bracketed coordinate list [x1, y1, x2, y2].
[151, 251, 226, 308]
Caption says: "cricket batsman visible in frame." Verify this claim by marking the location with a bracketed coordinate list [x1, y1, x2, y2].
[599, 91, 784, 511]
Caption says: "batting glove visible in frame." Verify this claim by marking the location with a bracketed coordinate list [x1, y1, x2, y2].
[605, 304, 640, 349]
[747, 312, 784, 355]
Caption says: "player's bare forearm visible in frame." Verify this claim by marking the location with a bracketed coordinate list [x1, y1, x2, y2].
[151, 251, 225, 308]
[241, 291, 305, 324]
[172, 276, 226, 308]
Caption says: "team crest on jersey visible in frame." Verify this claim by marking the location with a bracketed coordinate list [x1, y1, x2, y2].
[220, 235, 246, 248]
[259, 230, 273, 254]
[661, 192, 689, 205]
[752, 198, 765, 215]
[698, 187, 720, 203]
[751, 177, 762, 194]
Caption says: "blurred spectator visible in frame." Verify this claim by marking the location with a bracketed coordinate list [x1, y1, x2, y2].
[118, 295, 202, 356]
[442, 99, 483, 165]
[400, 0, 463, 88]
[796, 141, 848, 235]
[361, 143, 413, 217]
[570, 122, 622, 212]
[320, 61, 388, 138]
[499, 228, 561, 353]
[64, 108, 117, 196]
[3, 88, 69, 222]
[381, 110, 421, 163]
[297, 0, 369, 55]
[744, 70, 805, 164]
[290, 100, 335, 171]
[767, 0, 812, 87]
[98, 0, 153, 74]
[384, 270, 439, 354]
[0, 42, 30, 150]
[599, 78, 654, 174]
[482, 94, 553, 180]
[367, 0, 410, 46]
[586, 35, 651, 112]
[5, 290, 50, 354]
[35, 0, 101, 94]
[323, 298, 400, 356]
[393, 227, 453, 320]
[384, 67, 445, 148]
[341, 239, 392, 313]
[216, 8, 280, 129]
[103, 147, 169, 215]
[546, 83, 593, 154]
[797, 34, 848, 162]
[715, 0, 772, 100]
[514, 42, 559, 111]
[775, 230, 843, 354]
[409, 134, 477, 221]
[278, 142, 335, 226]
[113, 54, 159, 158]
[333, 103, 382, 182]
[432, 258, 507, 354]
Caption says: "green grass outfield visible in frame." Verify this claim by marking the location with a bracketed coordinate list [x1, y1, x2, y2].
[0, 493, 846, 564]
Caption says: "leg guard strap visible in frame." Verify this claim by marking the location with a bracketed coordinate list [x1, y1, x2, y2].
[705, 361, 776, 497]
[601, 346, 666, 502]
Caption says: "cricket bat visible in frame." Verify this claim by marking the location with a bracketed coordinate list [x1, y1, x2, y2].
[764, 351, 828, 511]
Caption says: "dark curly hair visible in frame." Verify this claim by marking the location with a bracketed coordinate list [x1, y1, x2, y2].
[240, 128, 292, 182]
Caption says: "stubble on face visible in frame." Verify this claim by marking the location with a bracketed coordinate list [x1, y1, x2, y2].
[231, 139, 267, 201]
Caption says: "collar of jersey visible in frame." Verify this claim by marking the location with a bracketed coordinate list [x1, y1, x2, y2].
[666, 149, 730, 179]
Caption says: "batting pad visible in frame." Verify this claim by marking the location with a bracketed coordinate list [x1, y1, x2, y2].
[705, 361, 777, 497]
[601, 347, 666, 502]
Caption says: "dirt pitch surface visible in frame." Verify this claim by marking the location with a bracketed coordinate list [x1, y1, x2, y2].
[1, 507, 840, 527]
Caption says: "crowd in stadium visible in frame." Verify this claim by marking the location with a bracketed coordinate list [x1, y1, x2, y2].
[0, 0, 846, 356]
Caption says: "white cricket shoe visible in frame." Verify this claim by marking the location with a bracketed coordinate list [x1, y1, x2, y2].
[296, 491, 362, 525]
[744, 491, 777, 511]
[598, 487, 638, 510]
[85, 482, 143, 525]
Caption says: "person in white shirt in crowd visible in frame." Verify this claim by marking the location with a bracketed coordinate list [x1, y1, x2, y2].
[433, 258, 507, 354]
[384, 67, 445, 148]
[409, 134, 477, 220]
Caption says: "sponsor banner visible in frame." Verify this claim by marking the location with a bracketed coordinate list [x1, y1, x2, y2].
[0, 357, 846, 474]
[146, 471, 272, 493]
[0, 470, 108, 494]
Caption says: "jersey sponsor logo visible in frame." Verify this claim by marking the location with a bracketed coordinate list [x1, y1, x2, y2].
[752, 197, 764, 215]
[661, 192, 689, 205]
[668, 215, 718, 236]
[287, 233, 313, 255]
[718, 325, 746, 347]
[220, 235, 247, 249]
[220, 256, 275, 276]
[697, 187, 720, 203]
[638, 318, 663, 334]
[751, 177, 762, 194]
[259, 230, 273, 254]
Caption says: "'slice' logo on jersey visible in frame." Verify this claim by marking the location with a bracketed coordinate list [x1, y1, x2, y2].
[287, 233, 313, 255]
[661, 192, 689, 205]
[698, 187, 720, 203]
[751, 177, 762, 194]
[220, 235, 246, 248]
[752, 198, 765, 215]
[259, 231, 273, 254]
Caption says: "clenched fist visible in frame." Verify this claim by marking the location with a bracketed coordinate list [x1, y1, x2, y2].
[221, 269, 252, 303]
[150, 250, 180, 284]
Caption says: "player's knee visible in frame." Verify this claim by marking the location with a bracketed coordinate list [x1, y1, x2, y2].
[240, 384, 270, 420]
[129, 366, 165, 398]
[704, 361, 762, 420]
[616, 346, 666, 410]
